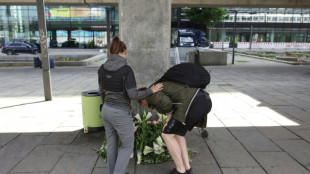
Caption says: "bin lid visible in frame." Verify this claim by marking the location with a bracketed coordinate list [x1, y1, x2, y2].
[81, 90, 100, 97]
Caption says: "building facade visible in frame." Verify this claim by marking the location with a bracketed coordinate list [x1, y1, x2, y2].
[1, 6, 310, 49]
[0, 5, 118, 48]
[172, 8, 310, 48]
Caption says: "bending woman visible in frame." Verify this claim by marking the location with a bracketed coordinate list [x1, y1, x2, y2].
[98, 37, 163, 174]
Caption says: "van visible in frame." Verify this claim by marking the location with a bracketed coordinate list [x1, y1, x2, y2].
[177, 29, 213, 48]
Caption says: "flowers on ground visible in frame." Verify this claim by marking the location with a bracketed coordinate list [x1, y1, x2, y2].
[95, 111, 197, 164]
[134, 111, 171, 164]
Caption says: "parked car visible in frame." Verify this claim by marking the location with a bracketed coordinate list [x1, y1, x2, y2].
[61, 40, 79, 48]
[50, 40, 58, 48]
[1, 42, 38, 55]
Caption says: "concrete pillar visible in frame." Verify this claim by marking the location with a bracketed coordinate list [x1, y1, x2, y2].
[270, 28, 274, 43]
[67, 30, 71, 40]
[119, 0, 171, 87]
[36, 0, 52, 101]
[52, 29, 56, 41]
[119, 0, 171, 114]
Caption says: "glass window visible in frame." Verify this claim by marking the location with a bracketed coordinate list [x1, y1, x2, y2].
[180, 37, 193, 43]
[272, 17, 277, 21]
[201, 36, 208, 42]
[279, 17, 284, 22]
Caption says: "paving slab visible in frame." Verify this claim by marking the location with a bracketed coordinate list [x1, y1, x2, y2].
[9, 172, 48, 174]
[257, 126, 300, 140]
[289, 129, 310, 143]
[275, 140, 310, 168]
[94, 156, 135, 173]
[191, 164, 222, 174]
[278, 106, 310, 122]
[231, 130, 282, 152]
[187, 129, 218, 165]
[222, 167, 267, 174]
[11, 145, 68, 173]
[0, 133, 19, 147]
[50, 152, 98, 174]
[135, 161, 175, 174]
[252, 152, 310, 174]
[67, 131, 105, 155]
[92, 167, 107, 174]
[41, 128, 81, 145]
[0, 134, 44, 174]
[206, 127, 259, 168]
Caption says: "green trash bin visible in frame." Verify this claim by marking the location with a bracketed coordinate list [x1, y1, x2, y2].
[81, 90, 104, 133]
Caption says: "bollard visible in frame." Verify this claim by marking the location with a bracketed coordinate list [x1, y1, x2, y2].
[194, 49, 200, 65]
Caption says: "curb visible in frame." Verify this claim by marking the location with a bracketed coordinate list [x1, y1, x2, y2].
[234, 52, 310, 65]
[0, 54, 106, 67]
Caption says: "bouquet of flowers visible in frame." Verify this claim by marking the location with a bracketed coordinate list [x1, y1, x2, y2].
[95, 112, 197, 164]
[95, 111, 171, 164]
[134, 111, 171, 164]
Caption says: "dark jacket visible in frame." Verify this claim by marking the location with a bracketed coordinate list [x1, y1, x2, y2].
[145, 81, 207, 127]
[36, 43, 41, 53]
[98, 54, 152, 112]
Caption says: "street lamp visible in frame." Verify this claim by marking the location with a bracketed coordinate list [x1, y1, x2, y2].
[249, 12, 257, 50]
[229, 10, 238, 64]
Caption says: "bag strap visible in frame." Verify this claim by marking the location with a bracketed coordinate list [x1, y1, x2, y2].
[167, 85, 188, 98]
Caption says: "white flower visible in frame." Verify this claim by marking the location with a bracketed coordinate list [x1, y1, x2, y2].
[156, 136, 165, 147]
[137, 150, 142, 164]
[143, 146, 154, 155]
[158, 113, 166, 121]
[153, 142, 165, 154]
[145, 112, 152, 121]
[134, 114, 142, 123]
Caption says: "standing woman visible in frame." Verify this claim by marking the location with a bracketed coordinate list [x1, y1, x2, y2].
[98, 37, 162, 174]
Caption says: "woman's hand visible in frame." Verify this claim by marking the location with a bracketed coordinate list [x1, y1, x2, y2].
[150, 83, 163, 93]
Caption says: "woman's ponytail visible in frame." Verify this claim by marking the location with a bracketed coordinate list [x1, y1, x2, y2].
[109, 36, 127, 54]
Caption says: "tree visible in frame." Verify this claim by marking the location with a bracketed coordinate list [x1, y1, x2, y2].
[183, 8, 228, 41]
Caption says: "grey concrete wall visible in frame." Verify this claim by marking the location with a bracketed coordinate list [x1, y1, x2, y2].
[119, 0, 171, 87]
[188, 49, 227, 65]
[177, 47, 197, 62]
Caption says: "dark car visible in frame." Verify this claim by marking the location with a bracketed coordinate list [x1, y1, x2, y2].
[1, 42, 38, 55]
[61, 40, 79, 48]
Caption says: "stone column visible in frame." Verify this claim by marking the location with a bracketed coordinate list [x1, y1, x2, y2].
[119, 0, 171, 114]
[36, 0, 52, 101]
[270, 28, 275, 43]
[119, 0, 171, 87]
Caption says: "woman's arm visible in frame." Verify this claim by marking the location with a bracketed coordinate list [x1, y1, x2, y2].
[98, 69, 105, 103]
[125, 66, 162, 100]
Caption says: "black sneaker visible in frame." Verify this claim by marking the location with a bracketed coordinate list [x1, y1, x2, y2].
[186, 168, 193, 174]
[168, 168, 186, 174]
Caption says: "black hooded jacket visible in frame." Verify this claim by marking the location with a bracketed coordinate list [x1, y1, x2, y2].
[98, 54, 152, 111]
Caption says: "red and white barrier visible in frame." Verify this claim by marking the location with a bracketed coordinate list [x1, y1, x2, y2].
[237, 42, 310, 49]
[213, 42, 230, 48]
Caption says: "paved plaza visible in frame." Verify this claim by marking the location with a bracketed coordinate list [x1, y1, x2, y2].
[0, 52, 310, 174]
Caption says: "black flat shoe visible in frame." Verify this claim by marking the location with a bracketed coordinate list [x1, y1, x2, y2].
[168, 168, 186, 174]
